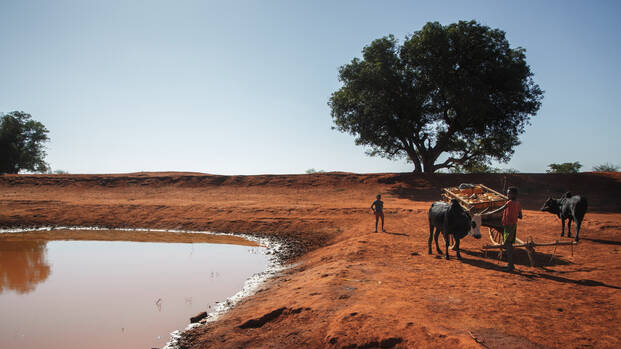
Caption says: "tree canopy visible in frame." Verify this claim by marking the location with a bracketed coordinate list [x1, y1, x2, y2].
[329, 20, 543, 173]
[0, 111, 50, 174]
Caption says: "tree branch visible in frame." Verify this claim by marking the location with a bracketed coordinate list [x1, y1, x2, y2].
[433, 151, 478, 171]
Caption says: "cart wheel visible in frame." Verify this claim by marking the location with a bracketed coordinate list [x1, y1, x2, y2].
[440, 234, 457, 250]
[488, 227, 504, 245]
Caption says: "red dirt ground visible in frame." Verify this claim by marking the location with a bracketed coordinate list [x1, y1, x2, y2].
[1, 172, 620, 348]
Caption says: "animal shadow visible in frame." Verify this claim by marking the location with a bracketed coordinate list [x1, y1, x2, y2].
[460, 249, 572, 268]
[458, 255, 506, 272]
[519, 273, 621, 290]
[580, 237, 621, 246]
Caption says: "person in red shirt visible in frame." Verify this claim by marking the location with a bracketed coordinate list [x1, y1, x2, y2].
[490, 186, 522, 272]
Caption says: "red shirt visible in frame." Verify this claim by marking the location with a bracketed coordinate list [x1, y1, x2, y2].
[502, 200, 522, 226]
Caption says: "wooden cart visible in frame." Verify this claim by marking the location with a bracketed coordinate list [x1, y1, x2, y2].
[441, 184, 577, 267]
[441, 184, 509, 246]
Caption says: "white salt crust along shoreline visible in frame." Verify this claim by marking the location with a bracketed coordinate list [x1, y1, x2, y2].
[0, 226, 289, 349]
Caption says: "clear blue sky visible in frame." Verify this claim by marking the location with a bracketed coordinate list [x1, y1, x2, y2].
[1, 0, 619, 174]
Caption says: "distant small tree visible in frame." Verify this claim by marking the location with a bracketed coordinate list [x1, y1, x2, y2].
[0, 111, 50, 174]
[53, 169, 69, 174]
[592, 163, 619, 172]
[449, 161, 495, 174]
[546, 162, 582, 174]
[497, 168, 520, 174]
[305, 168, 325, 174]
[447, 158, 521, 174]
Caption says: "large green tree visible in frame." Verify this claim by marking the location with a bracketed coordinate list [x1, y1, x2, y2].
[0, 111, 50, 174]
[329, 21, 543, 173]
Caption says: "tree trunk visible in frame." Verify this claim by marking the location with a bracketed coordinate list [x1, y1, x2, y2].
[421, 155, 439, 174]
[407, 150, 423, 173]
[413, 160, 422, 173]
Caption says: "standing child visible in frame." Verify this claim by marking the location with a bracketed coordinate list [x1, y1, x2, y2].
[371, 194, 384, 232]
[490, 186, 522, 272]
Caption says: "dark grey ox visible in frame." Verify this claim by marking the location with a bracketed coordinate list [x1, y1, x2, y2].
[428, 199, 481, 260]
[541, 192, 588, 241]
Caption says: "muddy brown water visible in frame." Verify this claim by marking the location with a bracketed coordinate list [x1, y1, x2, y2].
[0, 230, 269, 349]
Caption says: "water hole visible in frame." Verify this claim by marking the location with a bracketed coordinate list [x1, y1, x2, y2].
[0, 229, 271, 349]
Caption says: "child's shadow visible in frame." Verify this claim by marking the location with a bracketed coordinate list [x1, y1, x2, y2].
[382, 231, 409, 237]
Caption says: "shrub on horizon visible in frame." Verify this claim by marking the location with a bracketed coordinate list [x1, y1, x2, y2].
[546, 162, 582, 174]
[592, 163, 619, 172]
[496, 168, 520, 174]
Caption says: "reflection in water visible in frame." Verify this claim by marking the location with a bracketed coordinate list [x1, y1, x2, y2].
[0, 241, 51, 294]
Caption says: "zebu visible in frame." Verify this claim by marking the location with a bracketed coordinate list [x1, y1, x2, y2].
[428, 199, 482, 260]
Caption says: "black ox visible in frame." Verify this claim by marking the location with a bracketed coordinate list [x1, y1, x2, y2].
[541, 192, 588, 241]
[428, 199, 481, 260]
